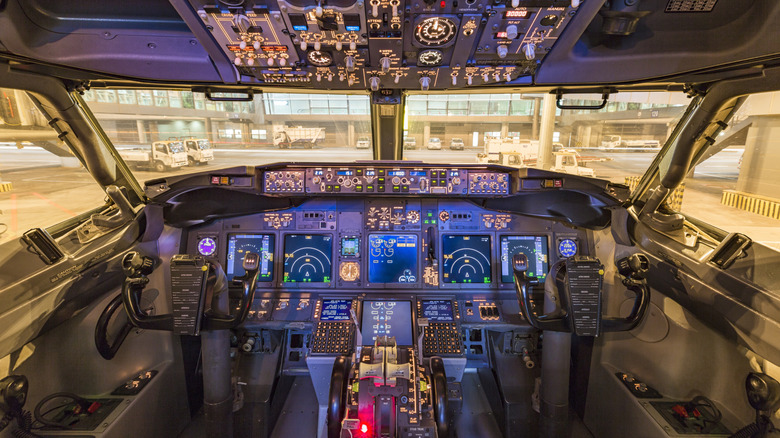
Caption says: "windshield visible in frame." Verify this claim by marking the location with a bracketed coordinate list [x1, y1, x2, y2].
[404, 91, 689, 184]
[82, 89, 373, 179]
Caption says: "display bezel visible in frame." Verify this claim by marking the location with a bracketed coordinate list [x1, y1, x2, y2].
[282, 233, 334, 287]
[419, 299, 455, 322]
[366, 233, 420, 286]
[225, 233, 275, 283]
[499, 234, 550, 285]
[439, 234, 494, 287]
[318, 298, 354, 322]
[361, 230, 422, 289]
[360, 300, 414, 346]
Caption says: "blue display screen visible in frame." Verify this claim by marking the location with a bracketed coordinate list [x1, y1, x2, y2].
[362, 301, 413, 346]
[388, 170, 405, 176]
[409, 171, 426, 176]
[226, 234, 274, 283]
[420, 300, 454, 322]
[320, 299, 352, 321]
[500, 235, 549, 284]
[442, 235, 492, 284]
[337, 170, 353, 176]
[283, 234, 332, 283]
[368, 234, 418, 283]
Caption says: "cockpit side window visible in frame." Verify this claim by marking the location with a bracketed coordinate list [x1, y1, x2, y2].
[661, 91, 780, 250]
[0, 88, 108, 247]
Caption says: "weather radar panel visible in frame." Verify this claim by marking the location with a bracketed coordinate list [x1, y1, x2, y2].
[283, 234, 332, 283]
[226, 234, 274, 283]
[368, 234, 418, 283]
[500, 235, 549, 284]
[442, 235, 492, 284]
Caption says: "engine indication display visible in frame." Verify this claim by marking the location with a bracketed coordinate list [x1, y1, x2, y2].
[420, 300, 454, 322]
[368, 234, 418, 283]
[442, 235, 492, 284]
[361, 301, 413, 346]
[414, 17, 457, 47]
[320, 299, 352, 321]
[226, 234, 274, 283]
[283, 234, 332, 283]
[500, 235, 549, 284]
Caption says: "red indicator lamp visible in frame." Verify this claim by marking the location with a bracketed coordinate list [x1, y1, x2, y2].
[360, 423, 368, 434]
[440, 0, 446, 7]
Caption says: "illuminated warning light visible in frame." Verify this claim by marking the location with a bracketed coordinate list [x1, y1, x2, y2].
[440, 0, 446, 7]
[495, 31, 508, 39]
[505, 10, 531, 18]
[345, 25, 361, 32]
[261, 45, 288, 52]
[360, 424, 368, 434]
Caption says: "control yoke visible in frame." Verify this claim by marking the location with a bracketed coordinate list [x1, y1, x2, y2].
[120, 251, 260, 333]
[513, 253, 650, 334]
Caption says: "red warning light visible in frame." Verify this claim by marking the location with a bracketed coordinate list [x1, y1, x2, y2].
[360, 423, 368, 434]
[440, 0, 446, 7]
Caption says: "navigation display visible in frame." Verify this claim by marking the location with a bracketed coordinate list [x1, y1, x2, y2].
[283, 234, 332, 283]
[368, 234, 418, 283]
[500, 235, 549, 284]
[441, 235, 492, 284]
[420, 300, 454, 322]
[361, 301, 413, 346]
[320, 299, 352, 321]
[226, 234, 274, 283]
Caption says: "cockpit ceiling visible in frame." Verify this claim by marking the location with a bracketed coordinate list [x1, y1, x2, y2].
[0, 0, 778, 87]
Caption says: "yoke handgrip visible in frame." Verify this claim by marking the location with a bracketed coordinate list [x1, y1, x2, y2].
[513, 254, 568, 332]
[202, 254, 259, 330]
[602, 276, 650, 332]
[122, 276, 174, 331]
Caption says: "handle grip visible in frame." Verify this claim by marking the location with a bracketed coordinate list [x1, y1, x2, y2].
[513, 254, 569, 332]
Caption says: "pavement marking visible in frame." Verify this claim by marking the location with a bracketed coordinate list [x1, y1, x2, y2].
[31, 192, 77, 216]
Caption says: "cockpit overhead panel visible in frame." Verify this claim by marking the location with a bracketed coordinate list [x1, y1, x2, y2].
[187, 0, 581, 89]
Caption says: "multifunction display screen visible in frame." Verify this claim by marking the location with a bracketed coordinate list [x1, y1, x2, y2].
[368, 234, 418, 283]
[420, 300, 454, 322]
[361, 301, 413, 346]
[500, 235, 549, 284]
[320, 299, 353, 321]
[226, 234, 274, 283]
[441, 235, 492, 284]
[283, 234, 332, 283]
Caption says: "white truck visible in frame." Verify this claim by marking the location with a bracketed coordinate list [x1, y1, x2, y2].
[600, 135, 660, 149]
[551, 149, 596, 177]
[272, 126, 324, 149]
[477, 138, 541, 166]
[118, 140, 188, 172]
[182, 138, 214, 165]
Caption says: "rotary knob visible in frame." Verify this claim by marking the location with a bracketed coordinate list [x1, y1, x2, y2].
[506, 25, 519, 40]
[497, 45, 508, 59]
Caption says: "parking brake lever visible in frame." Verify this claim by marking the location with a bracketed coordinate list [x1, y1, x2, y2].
[513, 254, 568, 332]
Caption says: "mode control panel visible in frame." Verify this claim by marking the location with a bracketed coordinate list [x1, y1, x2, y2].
[260, 165, 512, 196]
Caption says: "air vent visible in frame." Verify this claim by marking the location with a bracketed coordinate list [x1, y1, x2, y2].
[666, 0, 717, 12]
